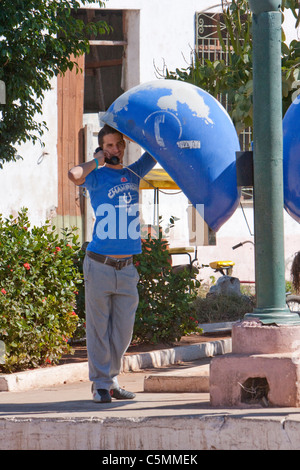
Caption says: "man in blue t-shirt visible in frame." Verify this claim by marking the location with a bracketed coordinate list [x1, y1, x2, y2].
[68, 125, 156, 403]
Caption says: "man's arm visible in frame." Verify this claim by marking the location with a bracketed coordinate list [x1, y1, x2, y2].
[68, 150, 105, 186]
[128, 152, 157, 178]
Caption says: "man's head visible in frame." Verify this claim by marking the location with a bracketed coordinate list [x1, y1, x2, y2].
[98, 125, 125, 167]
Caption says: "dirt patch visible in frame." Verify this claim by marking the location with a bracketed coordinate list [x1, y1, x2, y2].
[59, 331, 231, 365]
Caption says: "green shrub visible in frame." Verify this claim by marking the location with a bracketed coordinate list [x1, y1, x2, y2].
[191, 293, 255, 324]
[133, 233, 201, 345]
[0, 208, 83, 372]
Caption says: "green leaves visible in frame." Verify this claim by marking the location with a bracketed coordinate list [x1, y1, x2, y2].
[133, 232, 201, 345]
[165, 0, 300, 138]
[0, 0, 108, 165]
[281, 38, 300, 114]
[282, 0, 300, 27]
[0, 208, 83, 372]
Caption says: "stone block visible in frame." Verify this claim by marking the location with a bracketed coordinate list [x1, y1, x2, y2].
[210, 352, 300, 408]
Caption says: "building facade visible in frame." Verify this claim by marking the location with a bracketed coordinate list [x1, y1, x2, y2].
[0, 0, 299, 283]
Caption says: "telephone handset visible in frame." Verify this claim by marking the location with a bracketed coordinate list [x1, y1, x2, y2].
[95, 147, 120, 166]
[94, 148, 159, 192]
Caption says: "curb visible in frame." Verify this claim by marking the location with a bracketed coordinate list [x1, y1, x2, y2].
[122, 338, 231, 371]
[198, 321, 235, 333]
[0, 338, 232, 393]
[144, 363, 210, 393]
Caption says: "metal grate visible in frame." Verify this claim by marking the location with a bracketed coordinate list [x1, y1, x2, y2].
[196, 12, 229, 63]
[195, 11, 252, 152]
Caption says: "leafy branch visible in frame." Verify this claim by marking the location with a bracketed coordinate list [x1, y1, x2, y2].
[164, 0, 300, 137]
[0, 0, 109, 166]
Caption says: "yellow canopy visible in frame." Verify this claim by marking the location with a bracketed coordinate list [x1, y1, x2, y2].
[139, 168, 180, 190]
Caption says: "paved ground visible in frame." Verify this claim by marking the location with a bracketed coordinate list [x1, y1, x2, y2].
[1, 335, 300, 450]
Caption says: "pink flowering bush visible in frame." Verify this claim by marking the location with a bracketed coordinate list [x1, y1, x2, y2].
[0, 208, 83, 372]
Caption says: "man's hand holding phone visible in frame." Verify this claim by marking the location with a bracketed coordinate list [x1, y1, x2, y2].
[94, 147, 120, 166]
[94, 147, 107, 167]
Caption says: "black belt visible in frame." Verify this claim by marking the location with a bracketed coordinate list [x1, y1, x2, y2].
[87, 251, 133, 270]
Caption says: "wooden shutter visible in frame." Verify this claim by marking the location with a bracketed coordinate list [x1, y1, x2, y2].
[56, 55, 85, 238]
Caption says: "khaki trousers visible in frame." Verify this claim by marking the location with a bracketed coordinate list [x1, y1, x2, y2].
[83, 255, 139, 390]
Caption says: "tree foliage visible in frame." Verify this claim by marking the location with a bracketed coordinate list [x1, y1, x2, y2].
[164, 0, 300, 137]
[0, 0, 108, 166]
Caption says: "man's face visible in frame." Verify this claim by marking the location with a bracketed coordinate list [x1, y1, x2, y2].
[102, 132, 125, 165]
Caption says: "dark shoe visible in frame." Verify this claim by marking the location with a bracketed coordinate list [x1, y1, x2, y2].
[92, 388, 112, 403]
[110, 387, 136, 400]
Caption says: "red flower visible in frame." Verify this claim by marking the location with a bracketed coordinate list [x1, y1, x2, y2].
[1, 288, 7, 294]
[55, 246, 61, 252]
[23, 263, 30, 270]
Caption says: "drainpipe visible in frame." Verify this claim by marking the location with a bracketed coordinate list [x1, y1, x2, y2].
[0, 81, 5, 105]
[0, 81, 5, 123]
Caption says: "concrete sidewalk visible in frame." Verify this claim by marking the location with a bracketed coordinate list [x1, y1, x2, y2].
[0, 336, 300, 450]
[0, 337, 231, 392]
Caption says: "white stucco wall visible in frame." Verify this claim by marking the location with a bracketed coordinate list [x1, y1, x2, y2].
[101, 0, 221, 82]
[0, 77, 58, 226]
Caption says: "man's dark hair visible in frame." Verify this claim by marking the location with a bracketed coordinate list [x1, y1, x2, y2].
[98, 124, 122, 147]
[291, 251, 300, 293]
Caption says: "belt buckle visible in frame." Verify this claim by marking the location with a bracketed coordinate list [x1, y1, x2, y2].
[116, 260, 123, 270]
[115, 258, 131, 270]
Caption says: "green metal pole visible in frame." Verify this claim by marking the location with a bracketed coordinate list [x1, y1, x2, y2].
[245, 0, 300, 324]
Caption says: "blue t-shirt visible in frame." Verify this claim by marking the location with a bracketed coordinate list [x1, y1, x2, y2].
[81, 152, 156, 255]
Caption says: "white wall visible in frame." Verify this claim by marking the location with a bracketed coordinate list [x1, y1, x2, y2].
[99, 0, 221, 83]
[0, 77, 58, 226]
[282, 8, 300, 45]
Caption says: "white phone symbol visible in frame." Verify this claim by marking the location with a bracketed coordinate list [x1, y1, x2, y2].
[143, 110, 182, 148]
[154, 114, 166, 147]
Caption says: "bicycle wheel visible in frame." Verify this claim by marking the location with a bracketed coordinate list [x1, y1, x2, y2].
[286, 295, 300, 315]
